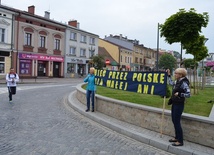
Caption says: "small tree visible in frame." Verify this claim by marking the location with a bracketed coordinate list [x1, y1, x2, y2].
[158, 53, 176, 71]
[91, 55, 105, 70]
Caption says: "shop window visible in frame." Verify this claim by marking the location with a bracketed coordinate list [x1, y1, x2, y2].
[0, 57, 5, 73]
[67, 63, 75, 73]
[19, 60, 32, 74]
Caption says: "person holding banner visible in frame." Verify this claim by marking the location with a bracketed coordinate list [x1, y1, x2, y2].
[166, 68, 190, 147]
[84, 67, 96, 112]
[6, 68, 19, 103]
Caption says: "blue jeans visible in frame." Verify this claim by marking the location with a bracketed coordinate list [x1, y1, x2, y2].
[86, 90, 95, 110]
[171, 103, 184, 144]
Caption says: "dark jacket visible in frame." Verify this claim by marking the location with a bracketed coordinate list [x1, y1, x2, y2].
[168, 77, 190, 104]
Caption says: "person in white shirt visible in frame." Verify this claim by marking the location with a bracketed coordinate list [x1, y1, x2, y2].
[6, 68, 19, 102]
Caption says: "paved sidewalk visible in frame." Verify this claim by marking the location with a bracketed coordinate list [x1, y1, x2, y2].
[68, 91, 214, 155]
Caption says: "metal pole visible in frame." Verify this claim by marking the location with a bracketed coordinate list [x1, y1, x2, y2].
[156, 23, 159, 71]
[180, 44, 183, 67]
[202, 38, 209, 89]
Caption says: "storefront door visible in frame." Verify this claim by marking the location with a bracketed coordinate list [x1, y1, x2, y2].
[53, 62, 60, 77]
[38, 62, 46, 76]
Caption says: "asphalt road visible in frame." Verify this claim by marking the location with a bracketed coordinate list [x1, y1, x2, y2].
[0, 81, 174, 155]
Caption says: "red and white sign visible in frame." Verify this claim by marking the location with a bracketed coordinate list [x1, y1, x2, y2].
[105, 59, 110, 65]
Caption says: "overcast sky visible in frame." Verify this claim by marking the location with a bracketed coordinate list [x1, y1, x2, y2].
[2, 0, 214, 59]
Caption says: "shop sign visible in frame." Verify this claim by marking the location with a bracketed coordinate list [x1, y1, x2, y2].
[18, 53, 64, 62]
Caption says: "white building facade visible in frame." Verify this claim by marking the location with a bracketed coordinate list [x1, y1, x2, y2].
[64, 20, 99, 77]
[0, 7, 15, 78]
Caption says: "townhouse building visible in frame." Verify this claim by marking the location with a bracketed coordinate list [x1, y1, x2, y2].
[104, 34, 133, 71]
[98, 38, 120, 70]
[132, 42, 144, 71]
[98, 46, 118, 70]
[143, 46, 156, 71]
[15, 6, 66, 78]
[65, 20, 99, 77]
[104, 34, 157, 71]
[1, 5, 66, 78]
[0, 5, 15, 78]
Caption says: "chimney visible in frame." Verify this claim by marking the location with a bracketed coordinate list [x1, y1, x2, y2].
[28, 5, 35, 14]
[44, 11, 50, 19]
[68, 20, 78, 28]
[120, 34, 122, 39]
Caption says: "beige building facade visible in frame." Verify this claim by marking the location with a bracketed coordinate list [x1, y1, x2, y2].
[98, 39, 120, 70]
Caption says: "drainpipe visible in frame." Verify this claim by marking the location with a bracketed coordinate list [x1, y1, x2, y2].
[16, 12, 21, 73]
[10, 14, 14, 68]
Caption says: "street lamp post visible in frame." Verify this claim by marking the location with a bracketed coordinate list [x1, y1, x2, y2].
[88, 46, 95, 70]
[156, 23, 160, 71]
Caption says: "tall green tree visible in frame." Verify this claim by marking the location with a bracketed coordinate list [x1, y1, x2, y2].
[184, 35, 209, 62]
[158, 53, 176, 71]
[160, 8, 209, 94]
[183, 58, 197, 69]
[160, 8, 209, 46]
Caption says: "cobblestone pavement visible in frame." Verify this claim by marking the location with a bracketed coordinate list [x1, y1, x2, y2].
[0, 82, 174, 155]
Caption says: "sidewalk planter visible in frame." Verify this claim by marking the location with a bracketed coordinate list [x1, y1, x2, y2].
[76, 83, 214, 148]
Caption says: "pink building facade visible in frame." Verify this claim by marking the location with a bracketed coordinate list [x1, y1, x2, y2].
[13, 5, 66, 77]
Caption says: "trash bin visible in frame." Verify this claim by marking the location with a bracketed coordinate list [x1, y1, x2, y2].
[71, 73, 74, 78]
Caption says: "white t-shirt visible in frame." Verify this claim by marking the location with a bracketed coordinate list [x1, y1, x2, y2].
[6, 73, 19, 87]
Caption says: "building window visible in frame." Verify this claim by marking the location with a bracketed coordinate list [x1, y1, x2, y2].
[120, 55, 122, 62]
[25, 33, 32, 46]
[89, 37, 95, 44]
[69, 47, 76, 55]
[39, 36, 46, 48]
[89, 50, 95, 58]
[135, 57, 138, 63]
[80, 35, 86, 43]
[0, 57, 5, 73]
[125, 56, 127, 63]
[54, 39, 60, 50]
[80, 48, 86, 57]
[70, 32, 77, 40]
[0, 28, 5, 42]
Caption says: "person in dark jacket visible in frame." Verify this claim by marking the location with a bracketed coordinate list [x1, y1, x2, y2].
[166, 68, 190, 146]
[84, 67, 96, 112]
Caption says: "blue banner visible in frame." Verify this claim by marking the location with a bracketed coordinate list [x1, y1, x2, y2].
[95, 70, 167, 96]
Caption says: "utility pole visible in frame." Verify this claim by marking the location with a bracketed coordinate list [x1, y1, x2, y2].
[156, 23, 159, 71]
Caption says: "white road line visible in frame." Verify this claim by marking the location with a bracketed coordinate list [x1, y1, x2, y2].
[0, 84, 76, 94]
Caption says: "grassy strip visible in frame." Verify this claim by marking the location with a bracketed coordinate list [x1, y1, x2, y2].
[82, 85, 213, 117]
